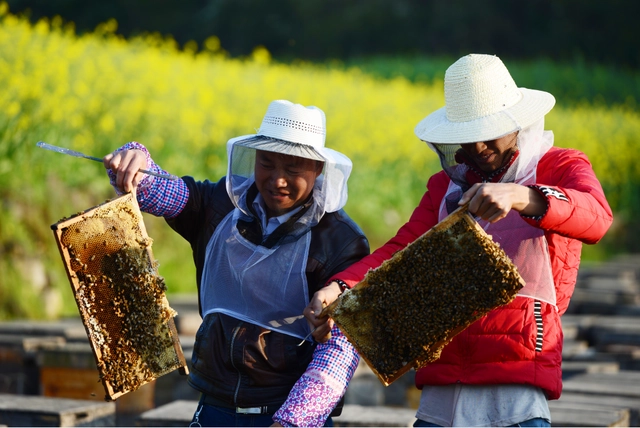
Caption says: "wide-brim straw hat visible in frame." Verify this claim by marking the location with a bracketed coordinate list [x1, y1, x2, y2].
[415, 54, 556, 144]
[233, 100, 328, 162]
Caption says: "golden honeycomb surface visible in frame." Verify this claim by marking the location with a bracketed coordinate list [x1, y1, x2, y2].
[52, 193, 186, 400]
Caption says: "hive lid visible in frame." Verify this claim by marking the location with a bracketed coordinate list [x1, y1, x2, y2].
[324, 205, 525, 386]
[51, 193, 189, 401]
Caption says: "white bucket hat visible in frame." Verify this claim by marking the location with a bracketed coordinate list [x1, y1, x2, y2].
[226, 100, 353, 218]
[414, 54, 555, 144]
[233, 100, 328, 161]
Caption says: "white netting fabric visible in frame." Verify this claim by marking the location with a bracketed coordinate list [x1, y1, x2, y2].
[199, 209, 312, 339]
[434, 119, 557, 306]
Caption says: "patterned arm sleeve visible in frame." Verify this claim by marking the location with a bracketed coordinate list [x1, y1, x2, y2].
[106, 142, 189, 218]
[273, 325, 359, 427]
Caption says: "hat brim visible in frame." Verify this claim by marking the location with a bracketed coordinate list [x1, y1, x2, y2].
[233, 135, 326, 162]
[414, 88, 555, 144]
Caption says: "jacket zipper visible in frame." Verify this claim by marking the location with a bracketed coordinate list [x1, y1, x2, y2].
[230, 322, 243, 405]
[534, 300, 543, 352]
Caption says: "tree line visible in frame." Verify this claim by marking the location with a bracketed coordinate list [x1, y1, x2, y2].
[6, 0, 639, 69]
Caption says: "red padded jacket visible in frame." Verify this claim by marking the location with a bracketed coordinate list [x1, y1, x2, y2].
[333, 147, 613, 399]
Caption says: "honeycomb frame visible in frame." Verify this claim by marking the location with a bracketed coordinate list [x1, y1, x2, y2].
[323, 205, 525, 386]
[51, 193, 188, 401]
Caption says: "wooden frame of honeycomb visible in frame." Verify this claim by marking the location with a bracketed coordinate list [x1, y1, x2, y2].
[323, 205, 525, 386]
[51, 193, 188, 401]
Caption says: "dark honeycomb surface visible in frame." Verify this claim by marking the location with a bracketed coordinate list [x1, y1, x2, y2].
[327, 207, 524, 386]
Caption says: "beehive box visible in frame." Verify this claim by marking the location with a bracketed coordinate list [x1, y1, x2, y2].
[324, 205, 524, 386]
[51, 193, 188, 401]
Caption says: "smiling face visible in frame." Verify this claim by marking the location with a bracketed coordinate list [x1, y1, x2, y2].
[459, 132, 519, 172]
[254, 150, 324, 218]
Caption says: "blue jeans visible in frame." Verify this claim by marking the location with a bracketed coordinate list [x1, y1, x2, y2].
[413, 418, 550, 427]
[190, 402, 335, 427]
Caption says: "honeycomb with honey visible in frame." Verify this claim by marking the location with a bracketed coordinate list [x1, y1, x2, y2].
[51, 193, 188, 401]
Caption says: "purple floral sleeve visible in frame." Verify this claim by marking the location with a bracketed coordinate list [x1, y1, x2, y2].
[107, 142, 188, 218]
[273, 325, 359, 427]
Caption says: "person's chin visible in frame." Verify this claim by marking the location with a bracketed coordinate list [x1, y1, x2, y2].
[474, 154, 496, 169]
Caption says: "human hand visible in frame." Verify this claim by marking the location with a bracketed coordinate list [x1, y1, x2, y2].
[103, 149, 148, 193]
[303, 281, 342, 343]
[459, 183, 546, 222]
[270, 422, 283, 427]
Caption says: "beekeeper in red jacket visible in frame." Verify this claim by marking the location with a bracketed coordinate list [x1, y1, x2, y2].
[305, 53, 613, 427]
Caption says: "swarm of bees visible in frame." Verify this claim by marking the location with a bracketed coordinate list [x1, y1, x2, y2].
[325, 205, 524, 386]
[52, 193, 187, 401]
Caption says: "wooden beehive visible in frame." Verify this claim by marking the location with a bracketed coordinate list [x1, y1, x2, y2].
[324, 205, 525, 386]
[51, 193, 188, 401]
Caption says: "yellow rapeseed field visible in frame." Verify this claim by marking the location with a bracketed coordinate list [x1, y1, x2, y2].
[1, 5, 638, 318]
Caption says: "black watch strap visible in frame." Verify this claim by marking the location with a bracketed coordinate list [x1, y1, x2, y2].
[334, 279, 349, 293]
